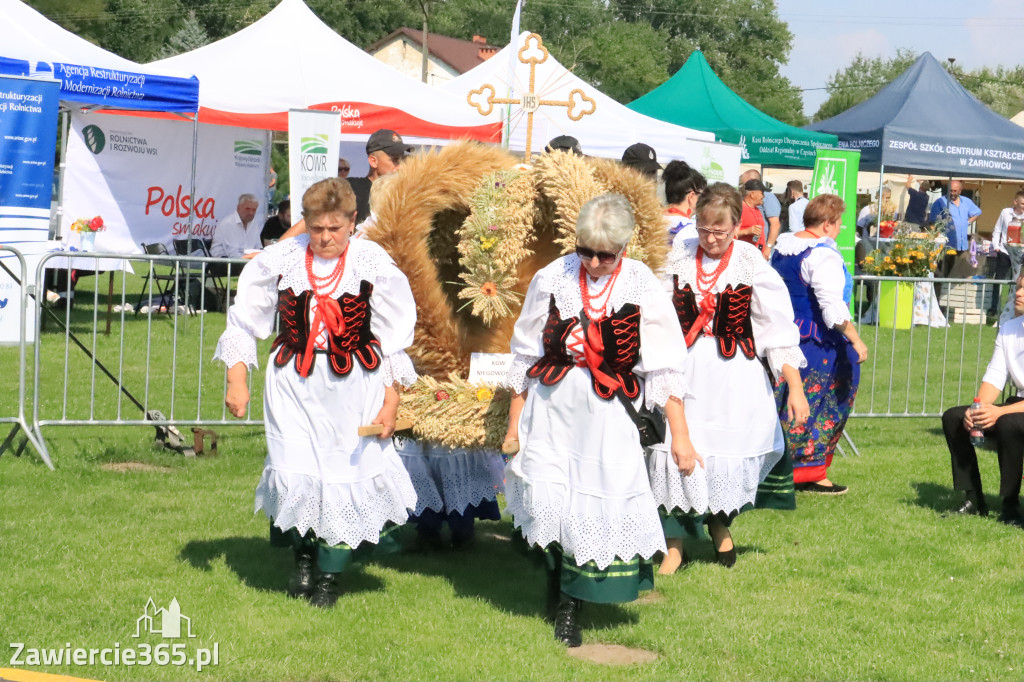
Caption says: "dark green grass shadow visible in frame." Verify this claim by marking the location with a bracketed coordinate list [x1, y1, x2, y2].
[178, 536, 386, 596]
[910, 480, 1008, 519]
[375, 519, 638, 631]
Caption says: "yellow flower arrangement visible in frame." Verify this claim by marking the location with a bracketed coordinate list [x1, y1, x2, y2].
[861, 222, 948, 278]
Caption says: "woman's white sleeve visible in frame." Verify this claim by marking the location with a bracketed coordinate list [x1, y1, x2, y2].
[213, 254, 280, 369]
[801, 248, 852, 328]
[751, 262, 806, 378]
[636, 279, 690, 409]
[504, 272, 549, 393]
[369, 261, 419, 388]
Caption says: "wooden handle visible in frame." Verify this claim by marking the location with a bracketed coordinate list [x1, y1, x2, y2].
[357, 418, 414, 437]
[501, 439, 520, 455]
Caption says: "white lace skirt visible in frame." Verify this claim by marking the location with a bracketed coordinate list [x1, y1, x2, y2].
[646, 335, 784, 515]
[505, 367, 666, 570]
[254, 358, 418, 547]
[393, 437, 505, 515]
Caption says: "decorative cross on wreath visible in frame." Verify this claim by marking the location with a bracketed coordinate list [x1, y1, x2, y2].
[467, 33, 597, 161]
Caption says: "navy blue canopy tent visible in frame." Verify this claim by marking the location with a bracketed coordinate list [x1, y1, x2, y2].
[806, 52, 1024, 180]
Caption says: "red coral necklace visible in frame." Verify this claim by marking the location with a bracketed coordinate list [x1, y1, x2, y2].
[579, 260, 623, 321]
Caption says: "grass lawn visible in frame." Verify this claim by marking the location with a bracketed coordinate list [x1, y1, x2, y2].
[2, 274, 1023, 681]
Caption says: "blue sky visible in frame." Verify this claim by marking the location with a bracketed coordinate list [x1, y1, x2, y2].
[775, 0, 1024, 117]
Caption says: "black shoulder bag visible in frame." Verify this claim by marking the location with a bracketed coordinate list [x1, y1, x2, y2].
[579, 311, 667, 448]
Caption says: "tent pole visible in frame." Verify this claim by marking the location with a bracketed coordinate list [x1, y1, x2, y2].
[54, 107, 71, 241]
[876, 164, 885, 251]
[185, 113, 199, 307]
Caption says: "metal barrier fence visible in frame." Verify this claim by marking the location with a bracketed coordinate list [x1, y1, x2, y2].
[2, 250, 1017, 466]
[0, 246, 51, 468]
[851, 274, 1016, 418]
[28, 250, 262, 458]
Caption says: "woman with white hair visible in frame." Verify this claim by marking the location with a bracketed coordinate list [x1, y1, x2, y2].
[502, 193, 695, 647]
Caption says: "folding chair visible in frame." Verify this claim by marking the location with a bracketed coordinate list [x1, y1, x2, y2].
[136, 243, 189, 315]
[172, 238, 228, 312]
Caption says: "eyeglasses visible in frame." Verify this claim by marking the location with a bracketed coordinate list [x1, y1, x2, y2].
[576, 245, 621, 264]
[695, 226, 733, 239]
[337, 166, 350, 173]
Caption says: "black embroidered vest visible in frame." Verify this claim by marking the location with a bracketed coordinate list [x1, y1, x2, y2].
[672, 275, 756, 359]
[527, 294, 642, 400]
[271, 279, 381, 376]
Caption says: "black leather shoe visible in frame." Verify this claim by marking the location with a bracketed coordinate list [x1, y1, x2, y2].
[952, 500, 989, 517]
[309, 573, 340, 608]
[998, 514, 1024, 528]
[287, 550, 315, 599]
[553, 595, 582, 647]
[715, 547, 737, 568]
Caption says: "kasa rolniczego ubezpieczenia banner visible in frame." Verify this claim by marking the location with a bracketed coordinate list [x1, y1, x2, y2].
[62, 110, 270, 253]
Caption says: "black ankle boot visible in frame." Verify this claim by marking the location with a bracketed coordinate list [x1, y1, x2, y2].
[287, 549, 315, 599]
[309, 572, 340, 608]
[553, 594, 582, 647]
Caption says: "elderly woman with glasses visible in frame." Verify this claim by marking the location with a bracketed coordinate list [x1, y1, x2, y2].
[647, 183, 809, 573]
[502, 193, 694, 647]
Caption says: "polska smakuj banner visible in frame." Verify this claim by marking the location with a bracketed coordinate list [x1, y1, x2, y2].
[288, 109, 341, 225]
[809, 147, 861, 279]
[0, 74, 59, 246]
[62, 110, 270, 253]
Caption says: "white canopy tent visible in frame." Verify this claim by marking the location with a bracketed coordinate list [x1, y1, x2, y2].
[442, 32, 740, 179]
[151, 0, 501, 148]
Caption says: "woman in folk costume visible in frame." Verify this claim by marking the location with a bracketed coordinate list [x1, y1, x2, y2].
[662, 160, 707, 246]
[217, 177, 418, 608]
[647, 183, 809, 573]
[502, 193, 697, 647]
[769, 194, 866, 496]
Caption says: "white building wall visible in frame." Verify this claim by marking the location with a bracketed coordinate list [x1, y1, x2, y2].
[372, 38, 460, 87]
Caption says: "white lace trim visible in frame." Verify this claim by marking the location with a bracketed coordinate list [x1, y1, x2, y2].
[395, 438, 505, 515]
[380, 351, 417, 389]
[646, 445, 782, 515]
[663, 235, 761, 296]
[821, 302, 852, 328]
[538, 255, 660, 319]
[504, 353, 540, 394]
[254, 457, 418, 547]
[214, 325, 259, 369]
[772, 232, 836, 256]
[767, 345, 807, 378]
[504, 470, 667, 570]
[643, 368, 691, 410]
[267, 235, 397, 296]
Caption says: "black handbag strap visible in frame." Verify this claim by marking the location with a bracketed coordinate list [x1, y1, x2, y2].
[578, 310, 648, 428]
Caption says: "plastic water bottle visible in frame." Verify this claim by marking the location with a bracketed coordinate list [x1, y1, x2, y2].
[969, 398, 985, 447]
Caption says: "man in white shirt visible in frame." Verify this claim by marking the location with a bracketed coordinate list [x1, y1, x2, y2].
[988, 190, 1024, 316]
[211, 194, 261, 258]
[941, 270, 1024, 526]
[786, 180, 808, 232]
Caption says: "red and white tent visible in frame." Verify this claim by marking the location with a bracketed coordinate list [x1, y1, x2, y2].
[150, 0, 501, 144]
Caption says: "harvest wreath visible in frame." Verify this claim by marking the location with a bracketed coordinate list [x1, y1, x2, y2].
[362, 142, 667, 448]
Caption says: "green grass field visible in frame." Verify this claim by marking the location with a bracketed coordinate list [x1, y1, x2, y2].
[2, 274, 1023, 681]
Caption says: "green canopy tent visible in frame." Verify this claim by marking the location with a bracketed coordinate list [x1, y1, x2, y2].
[628, 50, 837, 168]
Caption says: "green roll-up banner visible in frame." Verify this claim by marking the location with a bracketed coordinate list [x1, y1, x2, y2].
[808, 148, 861, 279]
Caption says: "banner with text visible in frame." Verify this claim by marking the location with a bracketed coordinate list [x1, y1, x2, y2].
[62, 111, 270, 253]
[0, 75, 59, 246]
[288, 109, 341, 224]
[809, 148, 861, 283]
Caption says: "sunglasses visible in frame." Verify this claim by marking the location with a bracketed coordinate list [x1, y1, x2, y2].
[338, 166, 350, 172]
[576, 245, 621, 264]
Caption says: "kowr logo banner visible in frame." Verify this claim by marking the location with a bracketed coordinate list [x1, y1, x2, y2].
[288, 109, 341, 225]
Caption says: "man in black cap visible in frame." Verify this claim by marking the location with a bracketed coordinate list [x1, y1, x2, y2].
[349, 129, 413, 226]
[545, 135, 583, 156]
[621, 143, 659, 179]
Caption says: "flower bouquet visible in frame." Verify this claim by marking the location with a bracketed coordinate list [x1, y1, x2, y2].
[861, 222, 954, 328]
[70, 216, 105, 251]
